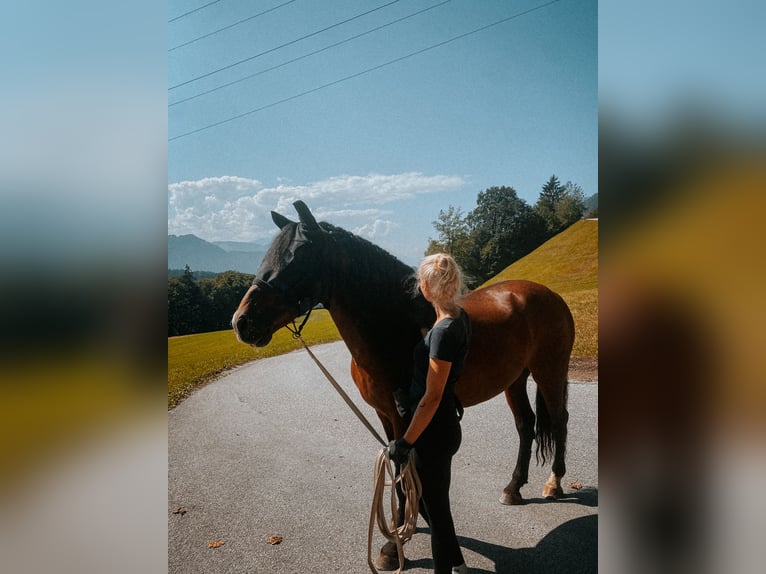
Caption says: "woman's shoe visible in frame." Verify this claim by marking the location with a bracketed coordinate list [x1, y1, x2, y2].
[452, 563, 468, 574]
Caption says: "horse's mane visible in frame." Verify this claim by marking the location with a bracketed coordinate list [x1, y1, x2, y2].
[319, 221, 417, 300]
[318, 220, 435, 335]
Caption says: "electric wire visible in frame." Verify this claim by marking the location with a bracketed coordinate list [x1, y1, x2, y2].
[169, 0, 223, 24]
[169, 0, 561, 142]
[169, 0, 452, 108]
[169, 0, 403, 90]
[169, 0, 298, 52]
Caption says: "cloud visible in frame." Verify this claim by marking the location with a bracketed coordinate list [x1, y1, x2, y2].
[167, 172, 464, 243]
[353, 219, 399, 240]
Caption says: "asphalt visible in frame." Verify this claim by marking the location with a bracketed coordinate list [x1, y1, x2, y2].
[169, 341, 598, 574]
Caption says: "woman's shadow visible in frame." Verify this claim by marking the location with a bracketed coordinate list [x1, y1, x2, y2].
[408, 489, 598, 574]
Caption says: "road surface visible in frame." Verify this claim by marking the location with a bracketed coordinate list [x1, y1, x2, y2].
[169, 341, 597, 573]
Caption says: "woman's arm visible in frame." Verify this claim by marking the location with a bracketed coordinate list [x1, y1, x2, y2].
[403, 356, 451, 445]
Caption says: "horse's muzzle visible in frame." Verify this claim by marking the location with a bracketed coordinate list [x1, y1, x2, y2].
[232, 311, 273, 347]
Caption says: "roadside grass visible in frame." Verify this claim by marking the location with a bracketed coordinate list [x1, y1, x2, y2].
[168, 220, 598, 408]
[168, 309, 340, 409]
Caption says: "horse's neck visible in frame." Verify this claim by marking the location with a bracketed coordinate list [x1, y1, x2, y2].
[321, 239, 413, 364]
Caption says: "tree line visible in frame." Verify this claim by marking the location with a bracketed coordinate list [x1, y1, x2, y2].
[168, 175, 592, 336]
[168, 267, 254, 336]
[426, 175, 590, 286]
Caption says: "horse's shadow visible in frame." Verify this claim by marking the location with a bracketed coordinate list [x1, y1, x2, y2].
[524, 486, 598, 508]
[407, 494, 597, 574]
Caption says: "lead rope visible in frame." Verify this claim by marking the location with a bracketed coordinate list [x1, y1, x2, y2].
[289, 323, 421, 574]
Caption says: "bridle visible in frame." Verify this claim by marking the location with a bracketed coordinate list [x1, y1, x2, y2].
[251, 276, 317, 338]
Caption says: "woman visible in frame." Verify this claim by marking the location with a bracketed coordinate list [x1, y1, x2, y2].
[388, 253, 471, 574]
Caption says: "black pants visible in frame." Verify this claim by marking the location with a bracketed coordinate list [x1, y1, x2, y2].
[413, 403, 465, 573]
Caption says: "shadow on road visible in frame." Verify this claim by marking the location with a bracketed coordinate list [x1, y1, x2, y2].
[406, 514, 598, 574]
[522, 486, 598, 508]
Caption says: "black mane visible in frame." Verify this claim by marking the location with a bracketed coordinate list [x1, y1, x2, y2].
[319, 221, 416, 297]
[317, 221, 434, 330]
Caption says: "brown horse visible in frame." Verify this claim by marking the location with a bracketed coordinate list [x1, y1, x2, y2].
[232, 200, 574, 569]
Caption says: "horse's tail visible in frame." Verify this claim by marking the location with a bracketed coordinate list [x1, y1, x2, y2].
[534, 384, 568, 466]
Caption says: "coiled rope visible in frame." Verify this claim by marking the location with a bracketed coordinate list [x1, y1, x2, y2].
[290, 327, 421, 574]
[368, 450, 422, 574]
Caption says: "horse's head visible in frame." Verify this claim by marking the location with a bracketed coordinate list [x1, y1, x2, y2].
[232, 200, 327, 347]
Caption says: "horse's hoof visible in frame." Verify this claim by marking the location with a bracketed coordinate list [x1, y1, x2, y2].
[500, 490, 524, 505]
[374, 541, 401, 571]
[542, 485, 564, 499]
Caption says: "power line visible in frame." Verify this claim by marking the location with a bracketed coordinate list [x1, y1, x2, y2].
[169, 0, 453, 108]
[169, 0, 562, 142]
[169, 0, 403, 91]
[169, 0, 298, 52]
[169, 0, 223, 24]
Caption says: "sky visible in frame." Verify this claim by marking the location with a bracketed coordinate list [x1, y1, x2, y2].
[168, 0, 597, 265]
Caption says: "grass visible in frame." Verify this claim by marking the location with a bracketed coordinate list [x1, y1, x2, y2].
[168, 309, 341, 409]
[481, 219, 598, 357]
[169, 219, 598, 407]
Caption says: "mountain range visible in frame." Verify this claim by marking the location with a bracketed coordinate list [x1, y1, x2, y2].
[168, 234, 268, 274]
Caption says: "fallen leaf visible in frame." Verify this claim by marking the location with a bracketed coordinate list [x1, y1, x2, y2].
[172, 507, 187, 515]
[208, 540, 225, 549]
[266, 535, 283, 545]
[569, 481, 583, 490]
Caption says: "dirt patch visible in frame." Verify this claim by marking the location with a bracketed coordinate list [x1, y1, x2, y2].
[568, 356, 598, 382]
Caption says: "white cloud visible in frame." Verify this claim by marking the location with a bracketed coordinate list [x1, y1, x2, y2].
[353, 219, 399, 240]
[167, 172, 464, 244]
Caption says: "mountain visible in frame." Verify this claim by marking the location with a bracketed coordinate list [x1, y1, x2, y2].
[168, 234, 266, 274]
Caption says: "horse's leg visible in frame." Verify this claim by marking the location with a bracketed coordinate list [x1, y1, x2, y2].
[533, 369, 569, 500]
[500, 369, 535, 505]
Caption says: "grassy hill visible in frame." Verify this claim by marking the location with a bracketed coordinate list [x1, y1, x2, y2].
[481, 218, 598, 358]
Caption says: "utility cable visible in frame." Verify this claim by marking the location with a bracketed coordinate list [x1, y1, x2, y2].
[169, 0, 561, 142]
[169, 0, 403, 90]
[169, 0, 452, 107]
[169, 0, 297, 52]
[169, 0, 223, 24]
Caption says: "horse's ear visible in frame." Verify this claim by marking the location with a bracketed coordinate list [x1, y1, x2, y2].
[271, 211, 294, 229]
[293, 200, 319, 230]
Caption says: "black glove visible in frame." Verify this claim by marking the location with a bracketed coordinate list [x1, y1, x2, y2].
[387, 438, 412, 466]
[393, 387, 411, 419]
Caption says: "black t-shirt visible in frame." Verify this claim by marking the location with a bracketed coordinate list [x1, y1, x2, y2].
[409, 308, 471, 408]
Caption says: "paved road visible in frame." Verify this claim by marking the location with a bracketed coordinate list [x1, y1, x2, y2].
[169, 342, 597, 573]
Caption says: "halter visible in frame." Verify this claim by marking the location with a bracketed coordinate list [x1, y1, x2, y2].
[252, 277, 316, 338]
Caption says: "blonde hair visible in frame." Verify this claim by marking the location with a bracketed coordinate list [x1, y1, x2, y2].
[417, 253, 465, 307]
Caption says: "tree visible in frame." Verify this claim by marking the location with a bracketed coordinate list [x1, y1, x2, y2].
[425, 206, 471, 266]
[207, 270, 255, 331]
[535, 175, 587, 236]
[167, 268, 255, 336]
[535, 175, 566, 235]
[463, 187, 547, 285]
[556, 181, 587, 229]
[167, 265, 206, 336]
[431, 206, 467, 252]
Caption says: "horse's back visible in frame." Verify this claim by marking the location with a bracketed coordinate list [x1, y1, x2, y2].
[456, 280, 574, 406]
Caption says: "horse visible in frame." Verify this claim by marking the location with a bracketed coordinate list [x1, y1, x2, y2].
[232, 200, 574, 570]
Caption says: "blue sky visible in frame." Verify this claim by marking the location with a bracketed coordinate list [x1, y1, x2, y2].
[168, 0, 597, 265]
